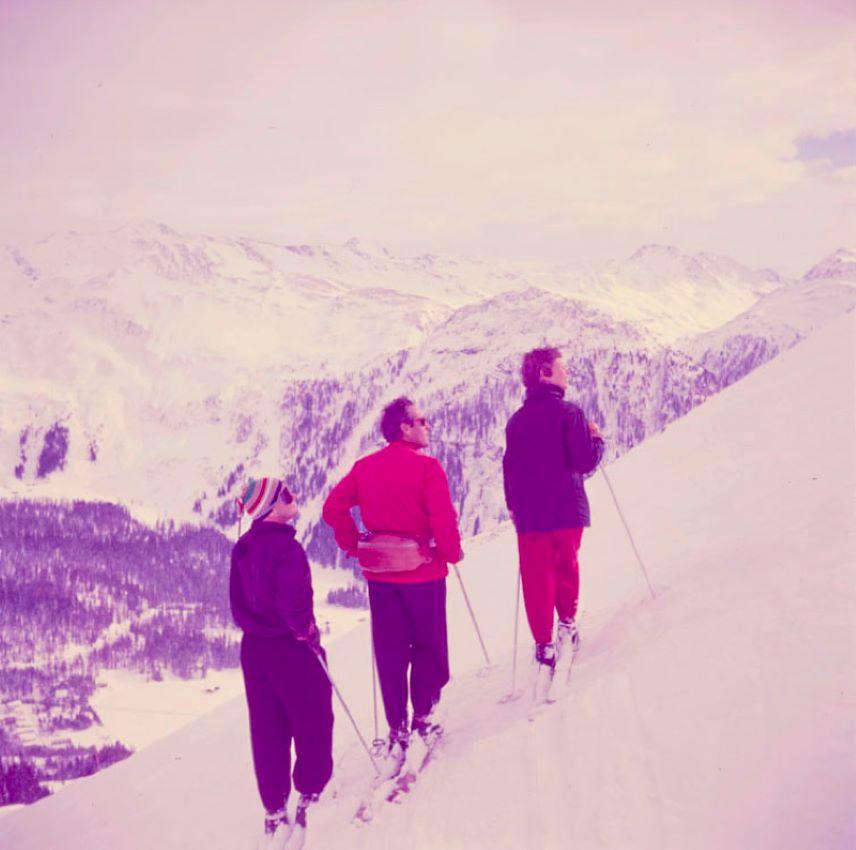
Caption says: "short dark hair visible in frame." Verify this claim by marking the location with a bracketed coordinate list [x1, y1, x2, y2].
[521, 347, 561, 389]
[380, 396, 414, 443]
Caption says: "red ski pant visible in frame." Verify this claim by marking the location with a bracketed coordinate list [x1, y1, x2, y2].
[516, 528, 584, 645]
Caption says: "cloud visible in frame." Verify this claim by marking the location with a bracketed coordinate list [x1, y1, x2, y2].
[796, 130, 856, 169]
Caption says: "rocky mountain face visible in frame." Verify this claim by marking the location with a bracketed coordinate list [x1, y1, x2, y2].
[275, 291, 724, 567]
[2, 224, 853, 566]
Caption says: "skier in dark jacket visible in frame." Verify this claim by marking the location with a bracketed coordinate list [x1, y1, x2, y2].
[230, 477, 333, 849]
[503, 347, 604, 685]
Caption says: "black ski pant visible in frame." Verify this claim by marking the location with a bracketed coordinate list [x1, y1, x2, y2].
[368, 578, 450, 733]
[240, 633, 334, 813]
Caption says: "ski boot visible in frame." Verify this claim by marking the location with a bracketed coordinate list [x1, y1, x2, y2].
[412, 712, 444, 749]
[282, 792, 319, 850]
[533, 641, 556, 704]
[379, 721, 409, 780]
[557, 616, 580, 657]
[259, 805, 292, 850]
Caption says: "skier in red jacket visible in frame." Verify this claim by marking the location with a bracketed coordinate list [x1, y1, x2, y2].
[322, 397, 463, 775]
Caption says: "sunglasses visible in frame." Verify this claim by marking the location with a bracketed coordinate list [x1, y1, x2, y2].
[407, 417, 429, 427]
[277, 482, 295, 504]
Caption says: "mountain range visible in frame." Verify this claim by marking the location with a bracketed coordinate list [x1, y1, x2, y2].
[2, 224, 853, 565]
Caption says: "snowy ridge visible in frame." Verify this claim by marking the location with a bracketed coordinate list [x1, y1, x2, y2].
[802, 247, 856, 284]
[1, 313, 853, 850]
[588, 244, 785, 338]
[682, 261, 856, 386]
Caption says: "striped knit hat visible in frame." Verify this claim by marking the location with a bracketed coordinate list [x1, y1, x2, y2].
[238, 477, 286, 522]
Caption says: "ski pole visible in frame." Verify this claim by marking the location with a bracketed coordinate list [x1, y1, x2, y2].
[312, 647, 380, 775]
[600, 467, 656, 600]
[369, 630, 385, 756]
[502, 568, 521, 702]
[371, 634, 379, 740]
[453, 565, 491, 667]
[235, 498, 244, 541]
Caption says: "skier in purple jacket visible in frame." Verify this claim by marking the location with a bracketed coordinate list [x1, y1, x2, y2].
[230, 477, 333, 849]
[503, 347, 604, 701]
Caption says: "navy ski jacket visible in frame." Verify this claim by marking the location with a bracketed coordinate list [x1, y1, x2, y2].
[229, 520, 315, 640]
[503, 384, 604, 533]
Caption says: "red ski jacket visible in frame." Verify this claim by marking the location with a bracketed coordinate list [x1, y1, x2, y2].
[322, 441, 463, 584]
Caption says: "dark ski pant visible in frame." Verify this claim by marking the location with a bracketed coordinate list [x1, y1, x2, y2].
[240, 633, 334, 813]
[517, 527, 584, 644]
[368, 578, 450, 732]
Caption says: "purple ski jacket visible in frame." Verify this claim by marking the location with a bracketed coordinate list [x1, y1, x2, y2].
[503, 383, 604, 533]
[229, 520, 315, 640]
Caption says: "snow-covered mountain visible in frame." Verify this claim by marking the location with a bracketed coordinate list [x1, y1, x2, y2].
[1, 309, 852, 850]
[292, 288, 719, 563]
[2, 225, 852, 556]
[681, 253, 856, 387]
[584, 243, 784, 339]
[802, 246, 856, 285]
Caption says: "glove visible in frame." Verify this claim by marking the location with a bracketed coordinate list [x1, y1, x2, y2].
[298, 622, 322, 655]
[587, 419, 601, 439]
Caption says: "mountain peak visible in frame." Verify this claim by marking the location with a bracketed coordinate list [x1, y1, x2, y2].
[628, 243, 682, 262]
[343, 237, 391, 258]
[113, 220, 179, 239]
[802, 247, 856, 284]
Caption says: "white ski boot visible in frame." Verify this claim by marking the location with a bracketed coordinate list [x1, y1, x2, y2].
[257, 806, 293, 850]
[412, 711, 444, 749]
[533, 642, 557, 705]
[283, 793, 319, 850]
[378, 722, 409, 780]
[557, 616, 580, 657]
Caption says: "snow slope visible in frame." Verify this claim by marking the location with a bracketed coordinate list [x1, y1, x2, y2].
[1, 307, 853, 850]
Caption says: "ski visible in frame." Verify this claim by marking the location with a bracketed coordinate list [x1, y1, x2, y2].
[353, 788, 385, 824]
[528, 648, 578, 720]
[352, 751, 412, 825]
[385, 733, 439, 805]
[556, 642, 578, 686]
[352, 733, 440, 823]
[281, 824, 305, 850]
[353, 773, 400, 825]
[528, 691, 557, 721]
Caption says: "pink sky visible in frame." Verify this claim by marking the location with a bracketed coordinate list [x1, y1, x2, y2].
[1, 0, 854, 275]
